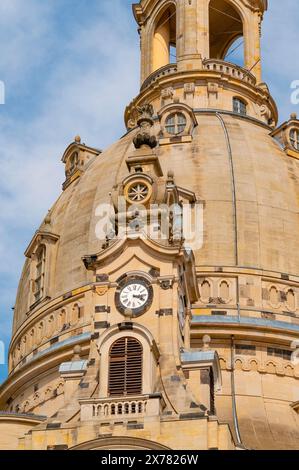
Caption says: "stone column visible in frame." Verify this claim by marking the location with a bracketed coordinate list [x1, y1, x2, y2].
[244, 11, 262, 83]
[177, 0, 208, 71]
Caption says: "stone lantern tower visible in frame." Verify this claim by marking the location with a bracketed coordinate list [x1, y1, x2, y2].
[0, 0, 299, 450]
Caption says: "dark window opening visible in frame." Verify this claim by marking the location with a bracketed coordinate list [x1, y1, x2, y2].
[108, 337, 143, 397]
[267, 347, 292, 361]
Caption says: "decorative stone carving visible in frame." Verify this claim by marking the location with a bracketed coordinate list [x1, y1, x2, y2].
[219, 355, 299, 378]
[95, 286, 109, 297]
[162, 87, 174, 99]
[133, 104, 157, 149]
[207, 82, 218, 95]
[161, 87, 174, 103]
[209, 297, 226, 305]
[159, 280, 173, 290]
[184, 83, 195, 95]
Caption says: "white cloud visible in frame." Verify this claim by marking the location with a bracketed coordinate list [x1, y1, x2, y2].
[0, 1, 139, 367]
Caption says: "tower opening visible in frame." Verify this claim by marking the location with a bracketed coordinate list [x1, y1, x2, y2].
[108, 337, 143, 397]
[209, 0, 244, 67]
[152, 5, 176, 72]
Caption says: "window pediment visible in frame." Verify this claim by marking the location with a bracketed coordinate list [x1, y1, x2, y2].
[25, 231, 59, 259]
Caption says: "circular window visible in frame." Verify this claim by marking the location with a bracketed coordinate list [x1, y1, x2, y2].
[290, 129, 299, 151]
[165, 113, 187, 135]
[124, 179, 152, 205]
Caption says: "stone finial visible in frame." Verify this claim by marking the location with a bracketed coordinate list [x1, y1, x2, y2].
[40, 210, 53, 232]
[290, 113, 297, 120]
[44, 210, 51, 226]
[72, 345, 82, 360]
[133, 103, 157, 150]
[74, 135, 81, 144]
[202, 335, 211, 350]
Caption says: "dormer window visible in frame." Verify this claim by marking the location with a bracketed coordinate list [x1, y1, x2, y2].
[61, 136, 101, 191]
[25, 230, 59, 310]
[165, 113, 187, 135]
[290, 129, 299, 151]
[34, 245, 46, 302]
[270, 114, 299, 154]
[159, 103, 197, 143]
[233, 97, 247, 116]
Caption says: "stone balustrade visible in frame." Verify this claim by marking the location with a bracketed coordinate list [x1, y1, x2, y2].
[80, 394, 164, 422]
[141, 64, 178, 91]
[140, 59, 257, 92]
[202, 59, 257, 86]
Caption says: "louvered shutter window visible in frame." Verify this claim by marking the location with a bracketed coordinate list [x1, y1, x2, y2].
[108, 337, 143, 397]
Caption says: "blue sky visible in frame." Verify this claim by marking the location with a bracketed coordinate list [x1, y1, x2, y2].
[0, 0, 298, 384]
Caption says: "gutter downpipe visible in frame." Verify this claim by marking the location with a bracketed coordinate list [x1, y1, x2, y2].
[231, 335, 243, 448]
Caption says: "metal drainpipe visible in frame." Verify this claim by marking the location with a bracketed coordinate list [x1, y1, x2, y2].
[231, 335, 243, 447]
[215, 112, 244, 446]
[216, 112, 238, 266]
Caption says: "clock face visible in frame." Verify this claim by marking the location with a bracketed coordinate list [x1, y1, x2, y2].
[115, 277, 153, 317]
[120, 282, 149, 310]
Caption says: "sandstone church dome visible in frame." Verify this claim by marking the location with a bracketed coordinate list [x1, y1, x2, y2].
[12, 111, 299, 332]
[1, 0, 299, 451]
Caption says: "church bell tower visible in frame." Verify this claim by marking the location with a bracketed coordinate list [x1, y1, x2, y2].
[128, 0, 275, 129]
[135, 0, 265, 83]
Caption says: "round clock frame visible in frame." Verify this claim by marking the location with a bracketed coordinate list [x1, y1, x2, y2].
[115, 276, 154, 317]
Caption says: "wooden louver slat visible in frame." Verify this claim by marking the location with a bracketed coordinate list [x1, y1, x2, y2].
[108, 337, 143, 397]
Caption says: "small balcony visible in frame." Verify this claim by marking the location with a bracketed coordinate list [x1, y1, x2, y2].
[79, 393, 165, 422]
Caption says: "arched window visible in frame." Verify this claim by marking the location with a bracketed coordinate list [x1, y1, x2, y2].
[290, 129, 299, 151]
[108, 337, 143, 397]
[233, 97, 247, 116]
[34, 245, 46, 302]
